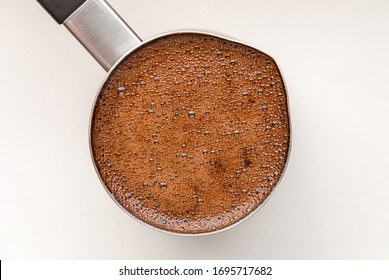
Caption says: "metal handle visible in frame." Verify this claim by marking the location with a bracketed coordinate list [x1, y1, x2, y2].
[37, 0, 142, 71]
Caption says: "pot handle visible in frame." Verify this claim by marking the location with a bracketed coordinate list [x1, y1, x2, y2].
[37, 0, 142, 71]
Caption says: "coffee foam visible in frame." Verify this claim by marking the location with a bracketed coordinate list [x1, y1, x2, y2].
[91, 33, 290, 234]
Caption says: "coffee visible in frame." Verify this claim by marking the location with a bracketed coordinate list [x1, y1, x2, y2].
[91, 33, 290, 234]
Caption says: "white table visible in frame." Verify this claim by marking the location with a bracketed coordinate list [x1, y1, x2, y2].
[0, 0, 388, 259]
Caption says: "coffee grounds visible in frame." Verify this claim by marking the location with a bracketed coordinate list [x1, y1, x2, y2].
[91, 33, 290, 234]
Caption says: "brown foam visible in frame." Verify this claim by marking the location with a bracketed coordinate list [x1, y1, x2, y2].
[91, 33, 290, 234]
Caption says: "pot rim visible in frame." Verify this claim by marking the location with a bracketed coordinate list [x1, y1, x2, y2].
[88, 29, 292, 236]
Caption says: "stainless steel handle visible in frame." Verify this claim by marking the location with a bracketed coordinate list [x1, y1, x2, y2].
[63, 0, 142, 71]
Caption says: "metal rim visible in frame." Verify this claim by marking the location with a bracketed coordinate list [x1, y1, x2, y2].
[88, 30, 292, 236]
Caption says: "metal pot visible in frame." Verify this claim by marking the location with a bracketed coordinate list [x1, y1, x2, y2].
[37, 0, 291, 235]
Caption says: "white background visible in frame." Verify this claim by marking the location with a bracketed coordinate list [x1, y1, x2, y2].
[0, 0, 388, 259]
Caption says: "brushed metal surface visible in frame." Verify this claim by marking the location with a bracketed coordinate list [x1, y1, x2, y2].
[64, 0, 141, 71]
